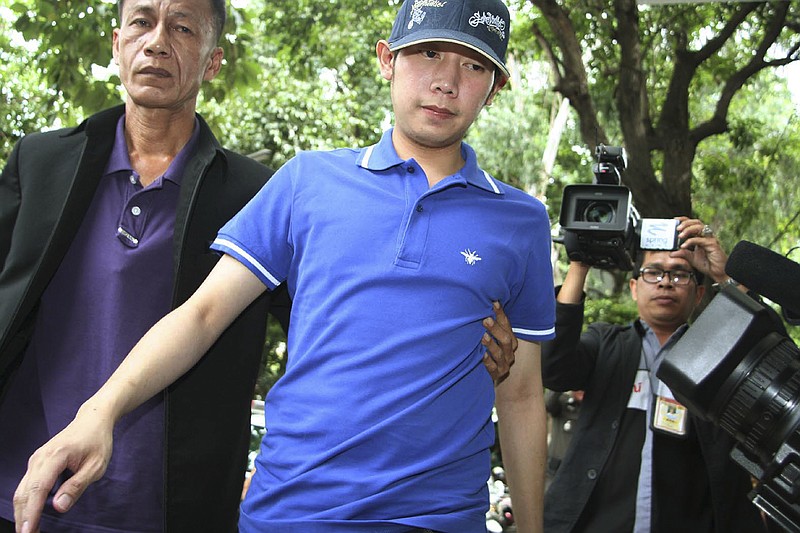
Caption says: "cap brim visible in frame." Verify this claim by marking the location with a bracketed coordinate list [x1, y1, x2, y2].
[389, 31, 510, 79]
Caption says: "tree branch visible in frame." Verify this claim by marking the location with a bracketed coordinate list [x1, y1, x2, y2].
[528, 0, 608, 147]
[692, 1, 794, 144]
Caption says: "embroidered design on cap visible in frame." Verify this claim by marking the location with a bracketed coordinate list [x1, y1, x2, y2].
[408, 0, 448, 29]
[469, 10, 506, 40]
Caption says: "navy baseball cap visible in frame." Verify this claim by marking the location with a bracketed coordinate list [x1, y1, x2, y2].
[388, 0, 511, 79]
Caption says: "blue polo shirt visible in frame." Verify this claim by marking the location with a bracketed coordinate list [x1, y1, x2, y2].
[212, 129, 555, 532]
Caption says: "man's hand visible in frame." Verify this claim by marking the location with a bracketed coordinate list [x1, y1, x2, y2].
[673, 217, 729, 283]
[13, 409, 113, 533]
[482, 301, 519, 383]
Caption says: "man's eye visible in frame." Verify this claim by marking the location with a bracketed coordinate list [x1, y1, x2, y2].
[174, 25, 192, 34]
[423, 50, 439, 58]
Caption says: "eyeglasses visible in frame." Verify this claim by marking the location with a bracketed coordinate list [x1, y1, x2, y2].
[638, 267, 696, 286]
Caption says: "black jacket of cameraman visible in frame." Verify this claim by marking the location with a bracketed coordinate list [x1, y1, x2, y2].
[542, 288, 768, 533]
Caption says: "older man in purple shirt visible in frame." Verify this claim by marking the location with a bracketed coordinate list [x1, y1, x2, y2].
[0, 116, 199, 531]
[0, 1, 291, 531]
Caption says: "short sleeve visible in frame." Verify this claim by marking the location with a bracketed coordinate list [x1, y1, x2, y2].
[210, 161, 296, 290]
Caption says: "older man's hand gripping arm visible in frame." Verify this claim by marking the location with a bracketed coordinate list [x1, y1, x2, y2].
[495, 339, 545, 533]
[13, 255, 266, 533]
[482, 301, 519, 382]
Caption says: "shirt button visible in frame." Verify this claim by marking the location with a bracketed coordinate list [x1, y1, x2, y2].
[406, 166, 415, 173]
[587, 468, 598, 480]
[131, 206, 142, 216]
[416, 205, 423, 213]
[129, 174, 137, 184]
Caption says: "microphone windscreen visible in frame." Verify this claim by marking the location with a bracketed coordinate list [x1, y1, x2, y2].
[725, 240, 800, 318]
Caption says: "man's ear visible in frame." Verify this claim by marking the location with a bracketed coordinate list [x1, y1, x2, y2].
[112, 28, 120, 65]
[203, 47, 224, 82]
[694, 283, 706, 305]
[484, 75, 507, 106]
[630, 277, 639, 302]
[376, 40, 395, 81]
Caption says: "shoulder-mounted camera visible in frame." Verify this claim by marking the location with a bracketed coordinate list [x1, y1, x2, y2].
[555, 144, 682, 270]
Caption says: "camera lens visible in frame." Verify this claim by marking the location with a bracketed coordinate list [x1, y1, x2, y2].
[582, 201, 616, 224]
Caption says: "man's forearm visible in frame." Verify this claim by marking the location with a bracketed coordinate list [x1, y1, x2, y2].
[87, 254, 267, 421]
[496, 391, 546, 533]
[557, 261, 590, 304]
[495, 340, 545, 533]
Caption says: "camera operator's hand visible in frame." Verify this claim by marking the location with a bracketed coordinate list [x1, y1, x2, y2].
[673, 217, 729, 283]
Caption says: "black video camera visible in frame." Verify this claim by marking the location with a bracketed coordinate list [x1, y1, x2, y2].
[658, 241, 800, 532]
[556, 145, 682, 270]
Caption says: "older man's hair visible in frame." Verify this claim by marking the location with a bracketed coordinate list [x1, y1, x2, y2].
[117, 0, 227, 43]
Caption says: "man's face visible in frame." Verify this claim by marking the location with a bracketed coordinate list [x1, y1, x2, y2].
[378, 41, 503, 152]
[112, 0, 222, 112]
[630, 251, 705, 332]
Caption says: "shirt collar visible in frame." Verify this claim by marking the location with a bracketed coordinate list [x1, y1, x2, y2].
[103, 114, 201, 186]
[356, 128, 504, 195]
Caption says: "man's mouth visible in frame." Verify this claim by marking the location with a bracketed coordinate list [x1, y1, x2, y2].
[138, 67, 171, 78]
[422, 105, 455, 117]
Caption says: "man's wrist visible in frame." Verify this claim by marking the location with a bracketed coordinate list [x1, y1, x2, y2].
[712, 277, 740, 291]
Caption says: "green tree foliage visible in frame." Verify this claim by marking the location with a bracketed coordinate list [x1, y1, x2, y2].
[518, 0, 799, 220]
[2, 0, 800, 383]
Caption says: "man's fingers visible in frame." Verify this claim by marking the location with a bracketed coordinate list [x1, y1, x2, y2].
[481, 302, 523, 382]
[482, 332, 513, 383]
[13, 424, 111, 531]
[13, 473, 48, 533]
[13, 451, 66, 533]
[490, 301, 518, 352]
[482, 351, 500, 378]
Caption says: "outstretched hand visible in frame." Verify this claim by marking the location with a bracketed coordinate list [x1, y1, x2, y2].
[482, 301, 519, 383]
[13, 409, 114, 533]
[672, 217, 729, 283]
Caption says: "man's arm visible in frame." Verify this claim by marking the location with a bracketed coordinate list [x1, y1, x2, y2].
[541, 261, 598, 391]
[557, 261, 590, 304]
[0, 140, 22, 269]
[13, 254, 266, 533]
[495, 339, 545, 533]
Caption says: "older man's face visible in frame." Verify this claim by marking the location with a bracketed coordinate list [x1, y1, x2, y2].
[112, 0, 222, 112]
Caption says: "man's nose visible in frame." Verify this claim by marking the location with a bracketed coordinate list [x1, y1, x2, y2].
[145, 24, 171, 57]
[431, 61, 459, 96]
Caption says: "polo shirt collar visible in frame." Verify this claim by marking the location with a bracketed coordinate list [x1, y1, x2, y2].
[104, 114, 200, 186]
[357, 128, 504, 195]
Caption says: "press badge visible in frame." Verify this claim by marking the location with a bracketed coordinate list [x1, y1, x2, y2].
[652, 395, 689, 437]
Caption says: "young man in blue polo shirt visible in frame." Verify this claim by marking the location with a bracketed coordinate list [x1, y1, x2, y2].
[14, 1, 555, 532]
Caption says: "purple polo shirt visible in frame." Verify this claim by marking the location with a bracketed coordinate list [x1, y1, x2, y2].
[0, 115, 199, 532]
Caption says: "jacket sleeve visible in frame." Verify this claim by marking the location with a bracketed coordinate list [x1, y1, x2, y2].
[0, 139, 22, 271]
[268, 282, 291, 334]
[541, 286, 605, 392]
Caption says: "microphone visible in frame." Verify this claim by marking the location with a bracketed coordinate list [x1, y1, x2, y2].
[725, 240, 800, 321]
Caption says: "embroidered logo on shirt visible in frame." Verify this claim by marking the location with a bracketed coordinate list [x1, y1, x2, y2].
[461, 249, 482, 266]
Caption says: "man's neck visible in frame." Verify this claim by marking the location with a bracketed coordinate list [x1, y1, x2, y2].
[124, 103, 197, 187]
[640, 318, 684, 347]
[391, 131, 465, 187]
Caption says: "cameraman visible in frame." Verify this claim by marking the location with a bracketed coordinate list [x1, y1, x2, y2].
[542, 217, 769, 532]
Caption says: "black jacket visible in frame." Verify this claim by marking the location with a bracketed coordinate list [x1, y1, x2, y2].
[541, 289, 766, 533]
[0, 105, 290, 532]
